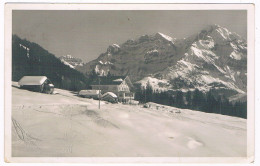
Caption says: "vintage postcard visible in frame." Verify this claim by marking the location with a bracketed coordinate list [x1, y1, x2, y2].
[4, 3, 255, 163]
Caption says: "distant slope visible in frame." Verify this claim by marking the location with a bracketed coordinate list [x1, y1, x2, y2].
[12, 35, 87, 91]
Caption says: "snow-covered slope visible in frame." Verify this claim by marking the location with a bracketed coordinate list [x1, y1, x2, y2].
[11, 83, 246, 157]
[135, 76, 170, 91]
[59, 55, 83, 69]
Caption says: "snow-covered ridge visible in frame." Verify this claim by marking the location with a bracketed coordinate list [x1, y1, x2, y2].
[202, 24, 246, 45]
[157, 32, 173, 42]
[60, 59, 75, 69]
[99, 60, 113, 65]
[112, 44, 120, 48]
[19, 43, 30, 58]
[155, 32, 176, 44]
[19, 43, 30, 51]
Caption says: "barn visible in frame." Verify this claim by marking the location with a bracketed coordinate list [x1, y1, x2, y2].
[18, 76, 54, 94]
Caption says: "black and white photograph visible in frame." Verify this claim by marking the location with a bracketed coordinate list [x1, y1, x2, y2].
[4, 3, 255, 163]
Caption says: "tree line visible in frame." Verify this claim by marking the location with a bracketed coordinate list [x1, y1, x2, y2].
[134, 83, 247, 119]
[12, 35, 87, 91]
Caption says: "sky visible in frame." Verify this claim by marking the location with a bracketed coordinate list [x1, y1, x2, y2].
[13, 10, 247, 63]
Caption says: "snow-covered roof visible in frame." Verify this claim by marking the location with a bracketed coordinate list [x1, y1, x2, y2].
[18, 76, 48, 86]
[79, 90, 100, 95]
[113, 78, 123, 82]
[102, 92, 117, 98]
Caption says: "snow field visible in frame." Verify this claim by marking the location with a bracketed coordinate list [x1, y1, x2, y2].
[11, 85, 246, 157]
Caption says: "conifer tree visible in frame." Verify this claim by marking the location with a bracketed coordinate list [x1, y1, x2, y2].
[186, 91, 192, 108]
[176, 91, 185, 108]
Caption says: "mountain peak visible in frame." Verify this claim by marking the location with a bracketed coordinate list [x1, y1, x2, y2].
[193, 24, 245, 44]
[203, 24, 223, 31]
[211, 24, 221, 29]
[59, 55, 83, 68]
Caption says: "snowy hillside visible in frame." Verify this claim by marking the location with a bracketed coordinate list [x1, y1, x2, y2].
[135, 76, 170, 91]
[12, 82, 246, 157]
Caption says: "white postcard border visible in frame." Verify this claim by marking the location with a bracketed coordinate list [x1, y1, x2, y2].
[4, 3, 255, 163]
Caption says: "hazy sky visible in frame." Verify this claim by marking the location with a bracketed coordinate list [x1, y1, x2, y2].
[13, 10, 247, 62]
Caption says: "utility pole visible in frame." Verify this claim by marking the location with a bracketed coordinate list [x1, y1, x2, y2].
[219, 95, 222, 114]
[98, 76, 100, 109]
[144, 83, 147, 103]
[130, 92, 132, 105]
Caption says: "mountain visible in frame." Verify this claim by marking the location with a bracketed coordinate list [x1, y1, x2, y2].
[152, 24, 247, 97]
[59, 55, 83, 69]
[12, 35, 87, 91]
[76, 32, 183, 79]
[78, 24, 247, 98]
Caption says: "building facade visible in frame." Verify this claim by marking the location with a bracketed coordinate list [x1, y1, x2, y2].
[91, 76, 134, 102]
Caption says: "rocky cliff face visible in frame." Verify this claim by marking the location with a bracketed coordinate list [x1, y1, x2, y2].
[77, 24, 247, 98]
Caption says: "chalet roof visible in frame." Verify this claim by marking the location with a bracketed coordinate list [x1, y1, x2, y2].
[91, 76, 127, 85]
[18, 76, 48, 86]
